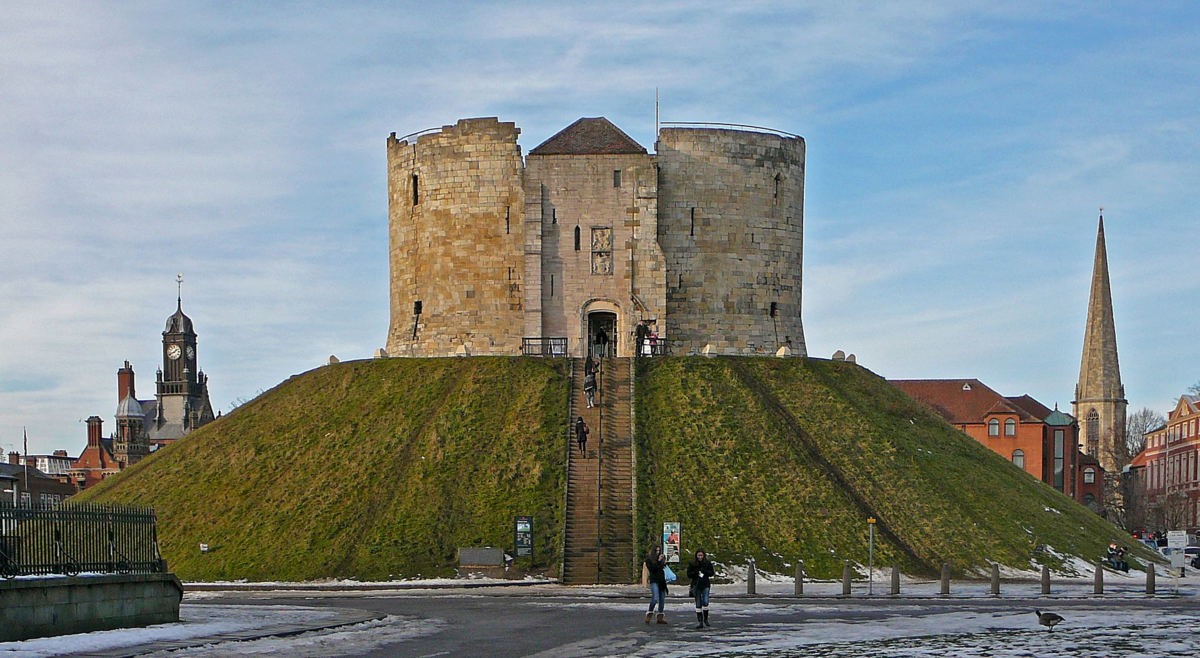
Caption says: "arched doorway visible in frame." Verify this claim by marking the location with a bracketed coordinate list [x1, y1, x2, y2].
[587, 312, 617, 358]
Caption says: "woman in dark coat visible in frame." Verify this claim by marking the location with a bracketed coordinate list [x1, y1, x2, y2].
[686, 549, 715, 628]
[644, 545, 668, 624]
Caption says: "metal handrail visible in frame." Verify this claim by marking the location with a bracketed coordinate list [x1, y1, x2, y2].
[394, 126, 444, 143]
[659, 121, 799, 139]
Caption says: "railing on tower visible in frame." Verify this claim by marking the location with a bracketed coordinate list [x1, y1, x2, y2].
[0, 501, 164, 578]
[658, 121, 800, 139]
[521, 337, 568, 357]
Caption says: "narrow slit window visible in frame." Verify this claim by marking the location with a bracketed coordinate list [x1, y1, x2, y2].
[574, 226, 581, 251]
[774, 173, 781, 202]
[550, 275, 555, 297]
[613, 170, 621, 188]
[551, 208, 557, 225]
[690, 207, 695, 236]
[505, 207, 510, 234]
[411, 174, 419, 205]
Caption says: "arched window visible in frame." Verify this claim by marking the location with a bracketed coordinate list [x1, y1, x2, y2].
[1086, 410, 1100, 456]
[574, 226, 581, 251]
[1084, 467, 1096, 484]
[1004, 418, 1016, 436]
[988, 419, 1000, 437]
[1012, 449, 1025, 469]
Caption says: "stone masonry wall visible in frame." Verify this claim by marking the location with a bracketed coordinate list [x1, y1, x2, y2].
[0, 574, 183, 642]
[656, 128, 807, 356]
[525, 154, 666, 357]
[387, 118, 526, 356]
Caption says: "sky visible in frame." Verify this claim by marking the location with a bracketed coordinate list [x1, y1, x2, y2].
[1, 2, 1197, 456]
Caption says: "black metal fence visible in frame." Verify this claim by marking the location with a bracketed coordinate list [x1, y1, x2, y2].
[0, 501, 162, 578]
[522, 337, 568, 357]
[637, 338, 671, 357]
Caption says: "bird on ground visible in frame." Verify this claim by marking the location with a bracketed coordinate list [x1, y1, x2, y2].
[1034, 610, 1064, 631]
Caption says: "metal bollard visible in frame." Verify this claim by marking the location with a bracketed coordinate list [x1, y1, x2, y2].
[1146, 565, 1156, 595]
[1041, 565, 1050, 595]
[747, 558, 756, 595]
[794, 561, 804, 596]
[842, 562, 852, 596]
[939, 563, 950, 595]
[1094, 563, 1104, 595]
[990, 563, 1000, 596]
[890, 565, 900, 595]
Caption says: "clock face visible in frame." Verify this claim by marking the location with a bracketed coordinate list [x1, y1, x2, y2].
[186, 346, 195, 361]
[167, 344, 182, 360]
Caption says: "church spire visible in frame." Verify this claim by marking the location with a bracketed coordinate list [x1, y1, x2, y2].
[1076, 213, 1123, 401]
[1074, 211, 1127, 472]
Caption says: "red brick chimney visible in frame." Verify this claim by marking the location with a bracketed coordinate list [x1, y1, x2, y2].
[7, 452, 18, 465]
[86, 416, 103, 448]
[118, 361, 135, 401]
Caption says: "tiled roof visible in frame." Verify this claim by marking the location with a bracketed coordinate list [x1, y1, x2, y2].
[529, 118, 647, 156]
[891, 378, 1049, 424]
[1006, 395, 1053, 421]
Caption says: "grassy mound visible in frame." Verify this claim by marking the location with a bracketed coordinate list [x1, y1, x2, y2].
[78, 357, 569, 581]
[635, 357, 1152, 578]
[84, 355, 1146, 582]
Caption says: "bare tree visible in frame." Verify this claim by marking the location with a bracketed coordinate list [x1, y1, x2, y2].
[1188, 381, 1200, 396]
[1149, 491, 1192, 533]
[1126, 408, 1166, 457]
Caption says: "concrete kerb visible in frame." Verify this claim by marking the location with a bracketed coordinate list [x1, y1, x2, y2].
[68, 606, 386, 658]
[185, 579, 561, 592]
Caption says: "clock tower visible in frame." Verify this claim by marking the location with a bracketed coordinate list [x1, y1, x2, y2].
[151, 285, 215, 440]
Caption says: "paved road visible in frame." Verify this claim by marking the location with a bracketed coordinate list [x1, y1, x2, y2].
[186, 589, 1200, 657]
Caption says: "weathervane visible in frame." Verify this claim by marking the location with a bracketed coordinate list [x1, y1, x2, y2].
[176, 273, 184, 304]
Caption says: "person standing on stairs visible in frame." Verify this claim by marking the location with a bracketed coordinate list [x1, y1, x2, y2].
[686, 549, 715, 629]
[644, 545, 669, 624]
[575, 416, 589, 456]
[584, 368, 597, 408]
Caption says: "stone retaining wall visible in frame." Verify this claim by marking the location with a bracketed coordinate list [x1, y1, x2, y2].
[0, 573, 183, 642]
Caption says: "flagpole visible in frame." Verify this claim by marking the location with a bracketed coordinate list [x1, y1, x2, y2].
[23, 427, 29, 498]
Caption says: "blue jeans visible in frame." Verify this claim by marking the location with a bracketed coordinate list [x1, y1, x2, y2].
[693, 586, 710, 610]
[648, 582, 665, 613]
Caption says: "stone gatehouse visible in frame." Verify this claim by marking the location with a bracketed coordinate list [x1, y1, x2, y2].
[386, 116, 807, 359]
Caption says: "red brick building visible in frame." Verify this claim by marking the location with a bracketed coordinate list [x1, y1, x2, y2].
[1132, 394, 1200, 532]
[892, 379, 1103, 508]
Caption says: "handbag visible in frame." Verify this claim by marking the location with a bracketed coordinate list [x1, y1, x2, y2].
[664, 565, 677, 583]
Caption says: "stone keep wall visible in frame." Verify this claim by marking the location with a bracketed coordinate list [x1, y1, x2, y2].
[657, 128, 807, 356]
[387, 118, 526, 356]
[525, 154, 666, 357]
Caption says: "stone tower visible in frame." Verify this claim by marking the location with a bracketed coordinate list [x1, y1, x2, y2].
[657, 127, 807, 355]
[1073, 214, 1127, 472]
[386, 118, 526, 356]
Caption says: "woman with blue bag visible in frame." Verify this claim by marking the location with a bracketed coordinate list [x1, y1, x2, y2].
[644, 545, 671, 624]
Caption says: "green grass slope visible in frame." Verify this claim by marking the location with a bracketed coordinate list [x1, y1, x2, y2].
[636, 357, 1153, 578]
[78, 357, 569, 581]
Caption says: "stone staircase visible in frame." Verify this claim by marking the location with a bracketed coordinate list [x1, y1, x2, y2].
[562, 358, 637, 585]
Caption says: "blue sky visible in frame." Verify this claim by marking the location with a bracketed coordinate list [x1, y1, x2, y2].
[1, 2, 1197, 456]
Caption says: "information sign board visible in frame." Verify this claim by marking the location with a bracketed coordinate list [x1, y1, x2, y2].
[662, 522, 681, 563]
[1167, 530, 1187, 549]
[514, 515, 533, 558]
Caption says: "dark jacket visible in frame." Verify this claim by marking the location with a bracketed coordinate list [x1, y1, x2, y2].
[687, 558, 715, 591]
[645, 555, 668, 591]
[576, 420, 589, 442]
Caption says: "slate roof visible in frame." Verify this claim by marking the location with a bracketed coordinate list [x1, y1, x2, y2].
[891, 378, 1051, 424]
[529, 117, 646, 156]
